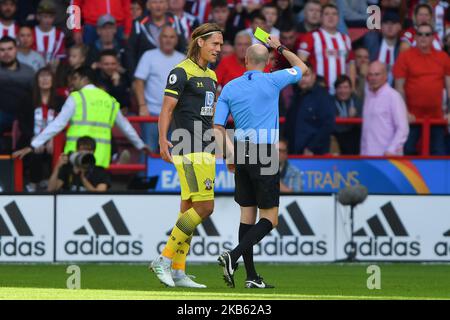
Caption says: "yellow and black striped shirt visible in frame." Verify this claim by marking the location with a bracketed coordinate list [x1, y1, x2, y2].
[165, 59, 217, 154]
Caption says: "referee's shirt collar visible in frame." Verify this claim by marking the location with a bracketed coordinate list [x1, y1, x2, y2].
[244, 69, 262, 80]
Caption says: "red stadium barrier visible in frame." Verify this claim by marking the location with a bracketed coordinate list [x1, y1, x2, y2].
[125, 116, 448, 157]
[107, 164, 146, 172]
[38, 116, 450, 174]
[14, 157, 23, 192]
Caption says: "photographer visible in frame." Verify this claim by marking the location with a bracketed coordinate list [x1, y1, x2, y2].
[48, 136, 110, 192]
[13, 66, 150, 167]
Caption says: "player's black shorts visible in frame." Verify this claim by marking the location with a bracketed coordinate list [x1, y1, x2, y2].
[234, 142, 280, 209]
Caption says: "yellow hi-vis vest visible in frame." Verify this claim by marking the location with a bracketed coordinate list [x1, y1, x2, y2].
[64, 87, 120, 168]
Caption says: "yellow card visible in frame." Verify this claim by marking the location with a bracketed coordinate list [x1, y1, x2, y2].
[254, 27, 270, 44]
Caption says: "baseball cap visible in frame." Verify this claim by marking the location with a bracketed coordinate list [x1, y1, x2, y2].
[37, 0, 56, 14]
[382, 10, 401, 24]
[0, 0, 17, 4]
[97, 14, 116, 27]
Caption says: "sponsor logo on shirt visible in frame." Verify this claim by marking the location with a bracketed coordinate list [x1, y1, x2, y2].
[169, 74, 177, 85]
[201, 91, 215, 116]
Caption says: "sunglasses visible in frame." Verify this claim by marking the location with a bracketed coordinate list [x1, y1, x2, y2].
[417, 32, 433, 37]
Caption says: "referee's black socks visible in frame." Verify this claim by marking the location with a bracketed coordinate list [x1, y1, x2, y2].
[239, 223, 258, 279]
[231, 218, 273, 266]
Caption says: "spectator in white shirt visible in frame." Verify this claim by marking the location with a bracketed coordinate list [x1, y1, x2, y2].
[17, 25, 45, 73]
[133, 25, 185, 153]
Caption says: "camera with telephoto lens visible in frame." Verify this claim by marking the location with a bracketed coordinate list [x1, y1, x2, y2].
[68, 151, 96, 171]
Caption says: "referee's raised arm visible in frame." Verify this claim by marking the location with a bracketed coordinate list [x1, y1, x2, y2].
[267, 36, 309, 76]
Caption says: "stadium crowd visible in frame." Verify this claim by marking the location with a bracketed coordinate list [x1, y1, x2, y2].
[0, 0, 450, 192]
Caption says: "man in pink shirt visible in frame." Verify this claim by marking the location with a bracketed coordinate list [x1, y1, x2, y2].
[360, 61, 409, 156]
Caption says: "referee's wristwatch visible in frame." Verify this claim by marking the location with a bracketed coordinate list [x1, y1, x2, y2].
[277, 45, 288, 55]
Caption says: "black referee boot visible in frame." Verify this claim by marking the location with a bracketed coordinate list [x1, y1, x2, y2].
[218, 251, 238, 288]
[245, 275, 275, 289]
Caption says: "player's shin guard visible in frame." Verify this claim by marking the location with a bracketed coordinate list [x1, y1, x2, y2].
[162, 208, 202, 260]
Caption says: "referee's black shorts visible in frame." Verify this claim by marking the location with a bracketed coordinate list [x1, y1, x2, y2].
[234, 142, 280, 209]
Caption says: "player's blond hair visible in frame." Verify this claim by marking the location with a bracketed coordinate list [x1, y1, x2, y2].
[187, 23, 223, 64]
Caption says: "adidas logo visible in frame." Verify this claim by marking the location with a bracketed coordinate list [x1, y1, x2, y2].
[255, 201, 328, 256]
[0, 201, 46, 257]
[64, 200, 143, 256]
[443, 229, 450, 237]
[354, 202, 408, 237]
[275, 202, 314, 237]
[345, 202, 420, 257]
[73, 200, 130, 236]
[0, 201, 33, 236]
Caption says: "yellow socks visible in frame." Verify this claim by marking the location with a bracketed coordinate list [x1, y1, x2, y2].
[162, 208, 202, 260]
[172, 234, 193, 271]
[172, 212, 193, 271]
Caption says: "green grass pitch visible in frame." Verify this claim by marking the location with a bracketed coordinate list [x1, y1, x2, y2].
[0, 263, 449, 300]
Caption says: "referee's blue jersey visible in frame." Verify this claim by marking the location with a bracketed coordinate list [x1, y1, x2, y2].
[214, 66, 303, 144]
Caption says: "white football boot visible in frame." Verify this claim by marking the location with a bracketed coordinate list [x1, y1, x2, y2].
[173, 274, 207, 288]
[149, 256, 175, 287]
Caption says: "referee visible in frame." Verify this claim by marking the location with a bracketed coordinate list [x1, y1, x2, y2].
[214, 36, 308, 288]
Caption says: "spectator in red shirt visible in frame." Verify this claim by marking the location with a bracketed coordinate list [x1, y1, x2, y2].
[215, 30, 271, 90]
[298, 3, 356, 95]
[0, 0, 18, 39]
[400, 3, 443, 52]
[394, 23, 450, 155]
[215, 31, 252, 89]
[72, 0, 132, 45]
[33, 0, 66, 69]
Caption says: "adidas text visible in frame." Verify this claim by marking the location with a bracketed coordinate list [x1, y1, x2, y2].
[0, 237, 45, 256]
[345, 237, 420, 257]
[254, 237, 327, 256]
[64, 236, 143, 256]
